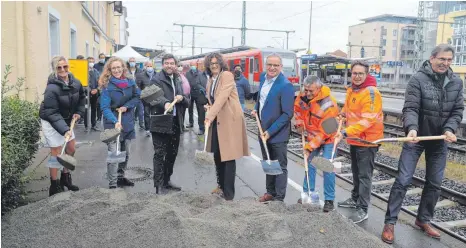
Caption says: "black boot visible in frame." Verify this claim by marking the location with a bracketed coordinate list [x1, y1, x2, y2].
[49, 179, 64, 196]
[164, 181, 181, 191]
[60, 172, 80, 191]
[117, 177, 134, 187]
[156, 186, 169, 195]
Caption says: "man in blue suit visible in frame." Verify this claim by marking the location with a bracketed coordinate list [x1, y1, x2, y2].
[251, 53, 295, 202]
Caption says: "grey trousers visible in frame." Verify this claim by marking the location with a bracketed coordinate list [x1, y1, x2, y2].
[106, 139, 131, 187]
[350, 145, 378, 212]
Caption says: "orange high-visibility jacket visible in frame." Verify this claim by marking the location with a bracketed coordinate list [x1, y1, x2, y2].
[341, 80, 384, 147]
[294, 86, 340, 151]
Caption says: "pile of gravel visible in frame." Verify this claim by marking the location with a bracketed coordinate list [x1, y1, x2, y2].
[2, 188, 390, 248]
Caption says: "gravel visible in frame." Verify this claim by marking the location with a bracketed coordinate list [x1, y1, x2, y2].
[402, 194, 421, 206]
[433, 205, 466, 222]
[451, 227, 466, 238]
[2, 188, 390, 248]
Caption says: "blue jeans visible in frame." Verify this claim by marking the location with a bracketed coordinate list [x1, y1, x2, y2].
[303, 143, 336, 200]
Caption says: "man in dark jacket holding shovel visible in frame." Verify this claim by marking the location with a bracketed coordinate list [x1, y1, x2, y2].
[150, 54, 190, 195]
[382, 44, 464, 244]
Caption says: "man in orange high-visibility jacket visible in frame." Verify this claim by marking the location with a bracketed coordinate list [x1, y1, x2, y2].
[334, 60, 384, 224]
[294, 76, 339, 213]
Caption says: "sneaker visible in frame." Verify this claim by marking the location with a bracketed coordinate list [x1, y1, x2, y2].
[117, 177, 134, 187]
[323, 200, 335, 212]
[145, 130, 151, 137]
[338, 197, 358, 208]
[109, 186, 117, 189]
[185, 124, 194, 128]
[91, 126, 101, 131]
[349, 208, 368, 224]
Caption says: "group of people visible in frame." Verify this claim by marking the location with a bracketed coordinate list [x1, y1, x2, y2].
[38, 44, 463, 244]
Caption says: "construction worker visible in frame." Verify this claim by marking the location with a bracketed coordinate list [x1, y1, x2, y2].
[334, 60, 384, 223]
[294, 75, 339, 212]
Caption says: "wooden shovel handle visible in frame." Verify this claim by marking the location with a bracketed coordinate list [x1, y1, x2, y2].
[254, 112, 271, 161]
[376, 135, 446, 143]
[64, 117, 78, 144]
[301, 132, 309, 172]
[164, 99, 178, 115]
[331, 118, 343, 161]
[118, 108, 123, 123]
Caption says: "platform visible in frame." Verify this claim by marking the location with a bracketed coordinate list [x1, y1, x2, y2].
[23, 114, 464, 248]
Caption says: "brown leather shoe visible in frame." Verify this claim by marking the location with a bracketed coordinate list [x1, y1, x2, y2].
[415, 220, 441, 239]
[297, 198, 302, 204]
[381, 224, 395, 244]
[258, 193, 273, 203]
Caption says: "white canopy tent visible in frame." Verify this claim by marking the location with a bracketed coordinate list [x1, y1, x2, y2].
[112, 45, 149, 63]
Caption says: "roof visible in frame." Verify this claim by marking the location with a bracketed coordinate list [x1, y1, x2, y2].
[360, 14, 417, 23]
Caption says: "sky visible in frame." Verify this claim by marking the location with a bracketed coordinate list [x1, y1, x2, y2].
[123, 0, 420, 57]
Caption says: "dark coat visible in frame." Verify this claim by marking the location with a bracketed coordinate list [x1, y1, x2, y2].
[185, 70, 198, 87]
[94, 62, 105, 74]
[100, 75, 140, 140]
[39, 73, 86, 135]
[149, 70, 190, 133]
[235, 74, 251, 104]
[136, 70, 156, 91]
[403, 60, 464, 136]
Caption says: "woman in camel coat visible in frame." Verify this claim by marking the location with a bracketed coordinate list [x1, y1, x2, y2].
[204, 52, 250, 200]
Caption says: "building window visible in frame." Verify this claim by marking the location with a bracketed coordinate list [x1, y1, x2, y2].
[454, 55, 461, 65]
[393, 40, 397, 48]
[393, 29, 397, 36]
[454, 38, 462, 52]
[382, 50, 386, 56]
[382, 28, 387, 35]
[48, 12, 60, 58]
[70, 29, 77, 58]
[462, 55, 466, 66]
[85, 42, 89, 57]
[382, 39, 387, 46]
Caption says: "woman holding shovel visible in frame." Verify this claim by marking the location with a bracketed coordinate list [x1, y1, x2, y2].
[39, 56, 85, 196]
[99, 57, 141, 189]
[203, 52, 250, 201]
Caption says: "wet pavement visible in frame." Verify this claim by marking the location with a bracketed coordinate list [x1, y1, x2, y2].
[24, 117, 464, 248]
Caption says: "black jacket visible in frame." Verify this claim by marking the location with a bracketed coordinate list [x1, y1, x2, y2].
[136, 70, 156, 91]
[39, 73, 86, 135]
[185, 70, 198, 87]
[403, 60, 464, 136]
[190, 71, 208, 99]
[150, 70, 190, 132]
[94, 62, 105, 74]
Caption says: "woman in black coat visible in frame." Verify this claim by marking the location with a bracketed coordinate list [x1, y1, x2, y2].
[39, 56, 86, 196]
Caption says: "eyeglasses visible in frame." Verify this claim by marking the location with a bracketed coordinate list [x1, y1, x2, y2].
[351, 72, 366, 77]
[111, 66, 122, 71]
[57, 65, 69, 70]
[436, 57, 453, 63]
[210, 62, 219, 66]
[266, 63, 281, 68]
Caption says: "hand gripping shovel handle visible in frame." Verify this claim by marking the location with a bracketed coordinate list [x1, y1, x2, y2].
[375, 135, 447, 143]
[301, 132, 311, 197]
[254, 112, 271, 161]
[163, 99, 178, 115]
[60, 117, 77, 155]
[330, 118, 343, 162]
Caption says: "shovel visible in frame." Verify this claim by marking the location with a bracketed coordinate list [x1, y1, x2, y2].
[254, 112, 282, 175]
[301, 132, 312, 204]
[149, 99, 178, 134]
[100, 109, 122, 143]
[57, 117, 78, 171]
[106, 109, 126, 164]
[194, 123, 215, 165]
[346, 135, 447, 145]
[140, 84, 164, 106]
[308, 117, 341, 173]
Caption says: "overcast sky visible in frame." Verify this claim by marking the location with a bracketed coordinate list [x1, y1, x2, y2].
[124, 0, 419, 56]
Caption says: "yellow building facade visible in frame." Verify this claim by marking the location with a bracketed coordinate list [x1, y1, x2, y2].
[437, 10, 466, 80]
[1, 1, 128, 102]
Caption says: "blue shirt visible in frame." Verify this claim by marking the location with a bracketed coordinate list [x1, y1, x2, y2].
[259, 75, 278, 117]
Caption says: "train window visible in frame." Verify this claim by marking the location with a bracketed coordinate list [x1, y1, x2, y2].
[254, 58, 259, 72]
[240, 58, 246, 72]
[249, 58, 254, 73]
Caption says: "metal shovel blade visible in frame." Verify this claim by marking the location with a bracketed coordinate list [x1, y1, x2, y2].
[310, 157, 334, 172]
[194, 150, 215, 165]
[100, 128, 121, 143]
[261, 159, 282, 175]
[57, 154, 77, 171]
[321, 117, 338, 135]
[107, 150, 126, 164]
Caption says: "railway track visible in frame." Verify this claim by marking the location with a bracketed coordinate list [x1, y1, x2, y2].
[243, 111, 466, 243]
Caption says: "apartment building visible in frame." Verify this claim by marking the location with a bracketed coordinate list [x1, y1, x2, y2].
[348, 14, 417, 83]
[1, 1, 129, 102]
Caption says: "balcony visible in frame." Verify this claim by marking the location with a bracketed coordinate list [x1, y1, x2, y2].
[401, 44, 415, 51]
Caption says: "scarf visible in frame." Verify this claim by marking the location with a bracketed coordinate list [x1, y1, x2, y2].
[110, 76, 128, 89]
